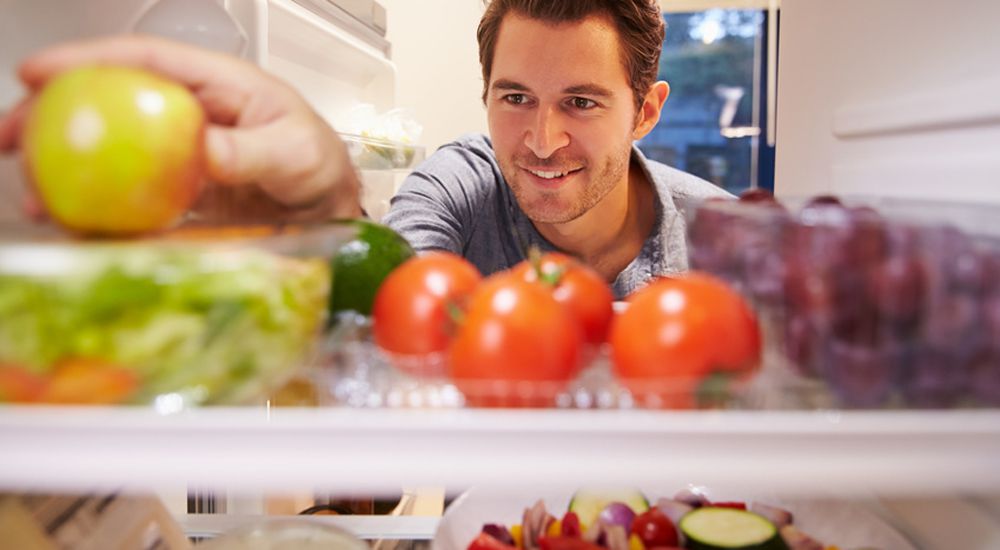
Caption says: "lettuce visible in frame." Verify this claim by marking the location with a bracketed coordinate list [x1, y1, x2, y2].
[0, 246, 329, 405]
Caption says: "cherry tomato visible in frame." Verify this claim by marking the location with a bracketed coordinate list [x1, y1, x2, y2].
[468, 533, 518, 550]
[560, 511, 582, 538]
[372, 252, 482, 375]
[513, 253, 614, 346]
[449, 272, 583, 406]
[610, 272, 760, 407]
[630, 508, 679, 548]
[538, 536, 603, 550]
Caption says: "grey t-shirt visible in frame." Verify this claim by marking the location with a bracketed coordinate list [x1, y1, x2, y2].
[382, 133, 731, 299]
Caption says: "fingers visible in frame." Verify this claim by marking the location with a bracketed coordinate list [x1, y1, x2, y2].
[20, 35, 246, 90]
[204, 114, 351, 205]
[17, 35, 273, 125]
[8, 34, 363, 221]
[0, 98, 31, 152]
[23, 191, 48, 222]
[13, 153, 48, 221]
[1, 99, 48, 220]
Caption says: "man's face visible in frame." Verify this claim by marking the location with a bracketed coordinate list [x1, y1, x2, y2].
[486, 12, 640, 225]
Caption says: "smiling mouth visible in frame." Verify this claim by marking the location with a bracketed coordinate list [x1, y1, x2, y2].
[524, 167, 583, 181]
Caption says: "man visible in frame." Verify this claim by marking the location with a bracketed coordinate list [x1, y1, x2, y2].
[383, 0, 730, 297]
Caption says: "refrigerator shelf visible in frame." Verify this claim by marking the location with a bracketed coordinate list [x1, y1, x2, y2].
[2, 406, 998, 496]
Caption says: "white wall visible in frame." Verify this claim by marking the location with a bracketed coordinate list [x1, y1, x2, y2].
[774, 0, 1000, 203]
[381, 0, 489, 154]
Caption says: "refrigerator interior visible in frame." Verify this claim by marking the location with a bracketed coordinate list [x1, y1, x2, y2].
[2, 0, 1000, 548]
[774, 0, 1000, 204]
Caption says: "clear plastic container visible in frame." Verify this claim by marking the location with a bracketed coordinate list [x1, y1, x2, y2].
[686, 194, 1000, 409]
[341, 133, 425, 172]
[341, 133, 426, 222]
[310, 313, 770, 411]
[0, 221, 354, 407]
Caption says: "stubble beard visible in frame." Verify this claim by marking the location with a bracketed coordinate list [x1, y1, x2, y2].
[502, 147, 630, 225]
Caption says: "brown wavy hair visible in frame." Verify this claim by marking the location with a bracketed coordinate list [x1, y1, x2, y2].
[477, 0, 665, 113]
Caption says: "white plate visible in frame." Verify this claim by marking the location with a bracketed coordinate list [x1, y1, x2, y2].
[434, 487, 918, 550]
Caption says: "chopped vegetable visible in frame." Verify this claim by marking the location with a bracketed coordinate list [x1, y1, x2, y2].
[749, 503, 793, 530]
[599, 503, 638, 531]
[560, 512, 582, 538]
[630, 508, 678, 548]
[569, 489, 649, 527]
[468, 492, 833, 550]
[537, 536, 603, 550]
[709, 502, 748, 511]
[679, 507, 788, 550]
[470, 533, 519, 550]
[483, 525, 516, 547]
[654, 498, 694, 527]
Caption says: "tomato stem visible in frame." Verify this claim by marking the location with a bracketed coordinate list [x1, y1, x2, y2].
[527, 245, 563, 288]
[445, 300, 466, 327]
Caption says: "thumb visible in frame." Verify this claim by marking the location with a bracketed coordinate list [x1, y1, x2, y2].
[203, 120, 336, 206]
[204, 124, 276, 187]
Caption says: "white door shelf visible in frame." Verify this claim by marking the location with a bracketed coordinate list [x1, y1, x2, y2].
[2, 406, 999, 496]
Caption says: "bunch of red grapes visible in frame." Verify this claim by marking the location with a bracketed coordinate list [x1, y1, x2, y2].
[688, 190, 1000, 408]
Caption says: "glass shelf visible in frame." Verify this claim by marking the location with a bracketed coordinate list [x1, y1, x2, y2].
[2, 406, 999, 496]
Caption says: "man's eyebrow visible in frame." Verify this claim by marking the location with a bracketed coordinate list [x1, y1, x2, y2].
[564, 83, 614, 97]
[491, 79, 530, 92]
[490, 80, 614, 98]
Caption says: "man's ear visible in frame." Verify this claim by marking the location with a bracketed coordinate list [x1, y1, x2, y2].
[632, 81, 670, 140]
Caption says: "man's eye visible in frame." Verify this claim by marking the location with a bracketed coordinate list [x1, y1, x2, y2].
[570, 97, 597, 109]
[504, 94, 526, 105]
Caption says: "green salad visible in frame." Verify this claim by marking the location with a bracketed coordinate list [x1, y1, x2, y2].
[0, 244, 330, 405]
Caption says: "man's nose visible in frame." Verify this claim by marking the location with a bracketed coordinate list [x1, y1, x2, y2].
[524, 106, 569, 159]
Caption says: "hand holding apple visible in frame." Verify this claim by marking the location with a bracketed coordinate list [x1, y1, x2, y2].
[23, 65, 206, 235]
[0, 35, 363, 226]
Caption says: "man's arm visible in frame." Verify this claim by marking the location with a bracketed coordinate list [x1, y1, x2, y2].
[0, 35, 362, 222]
[383, 137, 498, 255]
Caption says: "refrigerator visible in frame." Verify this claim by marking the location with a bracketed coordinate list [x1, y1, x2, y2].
[1, 0, 999, 549]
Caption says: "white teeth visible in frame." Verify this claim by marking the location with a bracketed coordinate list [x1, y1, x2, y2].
[530, 169, 569, 179]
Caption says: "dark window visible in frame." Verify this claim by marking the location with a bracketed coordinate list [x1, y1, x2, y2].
[638, 9, 777, 194]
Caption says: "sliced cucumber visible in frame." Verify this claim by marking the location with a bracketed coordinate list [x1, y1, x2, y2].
[679, 507, 788, 550]
[567, 488, 649, 527]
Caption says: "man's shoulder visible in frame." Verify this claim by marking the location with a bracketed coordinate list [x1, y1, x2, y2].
[435, 133, 496, 160]
[641, 156, 734, 201]
[391, 133, 503, 210]
[410, 133, 499, 186]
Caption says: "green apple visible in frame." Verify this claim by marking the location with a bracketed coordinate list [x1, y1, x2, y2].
[23, 65, 206, 236]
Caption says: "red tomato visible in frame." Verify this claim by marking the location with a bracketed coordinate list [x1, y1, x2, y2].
[449, 272, 583, 406]
[513, 253, 614, 346]
[685, 273, 761, 373]
[42, 359, 139, 405]
[468, 533, 518, 550]
[708, 501, 747, 510]
[0, 364, 48, 403]
[610, 272, 761, 407]
[630, 508, 679, 548]
[560, 511, 582, 538]
[538, 536, 603, 550]
[372, 252, 482, 375]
